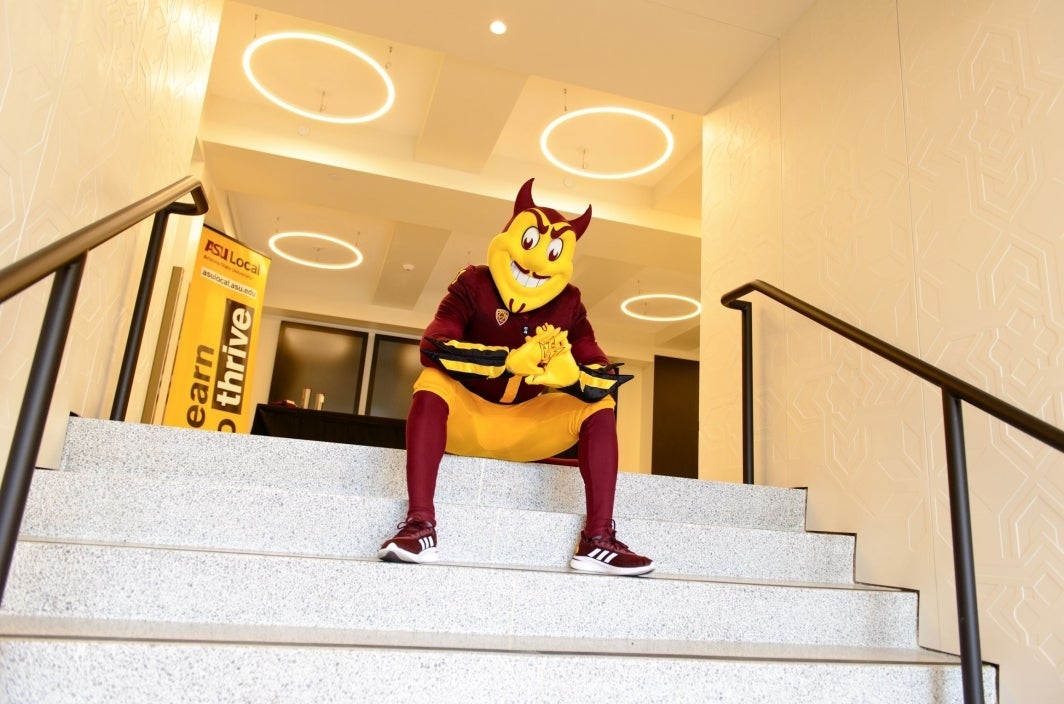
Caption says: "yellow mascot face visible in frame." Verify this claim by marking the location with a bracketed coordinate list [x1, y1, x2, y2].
[487, 179, 591, 314]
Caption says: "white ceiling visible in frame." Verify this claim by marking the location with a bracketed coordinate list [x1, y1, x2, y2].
[198, 0, 814, 360]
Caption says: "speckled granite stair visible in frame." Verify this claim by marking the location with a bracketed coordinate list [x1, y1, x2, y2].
[0, 637, 997, 704]
[0, 540, 997, 702]
[4, 418, 996, 703]
[0, 541, 913, 648]
[21, 470, 855, 584]
[58, 417, 807, 532]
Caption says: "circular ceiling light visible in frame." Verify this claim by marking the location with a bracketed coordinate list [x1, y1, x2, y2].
[268, 232, 363, 270]
[621, 294, 701, 322]
[243, 32, 395, 124]
[540, 106, 674, 180]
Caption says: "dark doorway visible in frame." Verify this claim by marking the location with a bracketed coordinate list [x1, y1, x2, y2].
[651, 355, 698, 478]
[366, 335, 422, 419]
[268, 322, 368, 413]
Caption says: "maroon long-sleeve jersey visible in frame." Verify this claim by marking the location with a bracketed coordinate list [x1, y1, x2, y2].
[420, 265, 626, 404]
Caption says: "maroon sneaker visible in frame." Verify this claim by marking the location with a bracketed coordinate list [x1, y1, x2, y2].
[378, 519, 439, 564]
[570, 526, 654, 576]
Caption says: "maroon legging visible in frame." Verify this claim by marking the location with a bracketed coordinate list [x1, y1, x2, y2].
[405, 390, 618, 535]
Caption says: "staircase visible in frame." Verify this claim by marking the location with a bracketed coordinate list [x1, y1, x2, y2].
[0, 417, 996, 702]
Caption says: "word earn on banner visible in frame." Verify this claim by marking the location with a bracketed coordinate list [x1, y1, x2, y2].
[162, 230, 270, 433]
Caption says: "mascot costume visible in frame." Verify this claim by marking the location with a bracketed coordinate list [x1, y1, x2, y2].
[378, 178, 654, 576]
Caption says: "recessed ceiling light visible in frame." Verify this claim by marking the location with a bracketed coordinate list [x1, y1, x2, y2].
[243, 32, 395, 124]
[620, 294, 701, 322]
[489, 20, 507, 35]
[540, 106, 674, 179]
[268, 232, 363, 270]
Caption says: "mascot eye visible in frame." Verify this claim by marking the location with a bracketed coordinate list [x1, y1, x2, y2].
[547, 239, 563, 261]
[521, 227, 540, 250]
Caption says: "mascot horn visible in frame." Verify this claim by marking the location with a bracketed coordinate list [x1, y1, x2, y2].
[507, 178, 592, 239]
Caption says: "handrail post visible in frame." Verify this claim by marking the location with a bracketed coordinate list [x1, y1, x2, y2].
[0, 256, 86, 604]
[110, 209, 171, 420]
[942, 390, 985, 703]
[735, 300, 755, 484]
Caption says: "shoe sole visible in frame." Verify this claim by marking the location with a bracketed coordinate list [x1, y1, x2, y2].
[377, 543, 440, 564]
[569, 556, 655, 576]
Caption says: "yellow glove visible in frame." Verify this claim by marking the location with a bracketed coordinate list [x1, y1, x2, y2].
[534, 325, 569, 363]
[505, 325, 558, 376]
[525, 345, 579, 388]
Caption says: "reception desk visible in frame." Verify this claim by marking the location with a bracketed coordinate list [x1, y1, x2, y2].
[250, 404, 406, 449]
[250, 403, 577, 462]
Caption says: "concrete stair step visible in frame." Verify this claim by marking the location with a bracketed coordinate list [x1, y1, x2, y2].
[0, 637, 997, 703]
[58, 417, 808, 532]
[14, 418, 1000, 703]
[23, 470, 855, 583]
[0, 541, 915, 650]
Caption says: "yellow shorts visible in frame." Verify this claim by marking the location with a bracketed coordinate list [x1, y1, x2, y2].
[413, 367, 615, 462]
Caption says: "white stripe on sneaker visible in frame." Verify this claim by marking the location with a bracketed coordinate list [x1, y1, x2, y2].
[585, 547, 618, 564]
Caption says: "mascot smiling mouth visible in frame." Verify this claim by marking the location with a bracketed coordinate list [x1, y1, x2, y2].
[510, 260, 549, 288]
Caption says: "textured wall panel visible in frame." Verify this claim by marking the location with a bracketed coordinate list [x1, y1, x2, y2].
[700, 45, 788, 483]
[0, 0, 222, 468]
[900, 0, 1064, 699]
[702, 0, 1064, 700]
[774, 0, 939, 638]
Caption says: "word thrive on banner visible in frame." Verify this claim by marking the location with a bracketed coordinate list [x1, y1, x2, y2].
[162, 229, 271, 433]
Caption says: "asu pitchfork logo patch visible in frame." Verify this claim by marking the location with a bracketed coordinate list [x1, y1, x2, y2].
[495, 309, 509, 326]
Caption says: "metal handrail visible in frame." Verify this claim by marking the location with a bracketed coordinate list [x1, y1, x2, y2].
[722, 279, 1064, 704]
[0, 176, 208, 605]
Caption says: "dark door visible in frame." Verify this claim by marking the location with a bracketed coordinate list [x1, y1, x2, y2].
[651, 355, 698, 478]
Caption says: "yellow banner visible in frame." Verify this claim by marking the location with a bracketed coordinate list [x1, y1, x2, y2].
[162, 229, 270, 433]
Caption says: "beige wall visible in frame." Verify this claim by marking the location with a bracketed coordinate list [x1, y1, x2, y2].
[701, 0, 1064, 701]
[0, 0, 224, 469]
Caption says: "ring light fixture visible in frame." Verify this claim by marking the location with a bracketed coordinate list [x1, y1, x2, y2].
[243, 32, 395, 124]
[620, 293, 701, 322]
[540, 106, 675, 180]
[268, 232, 363, 270]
